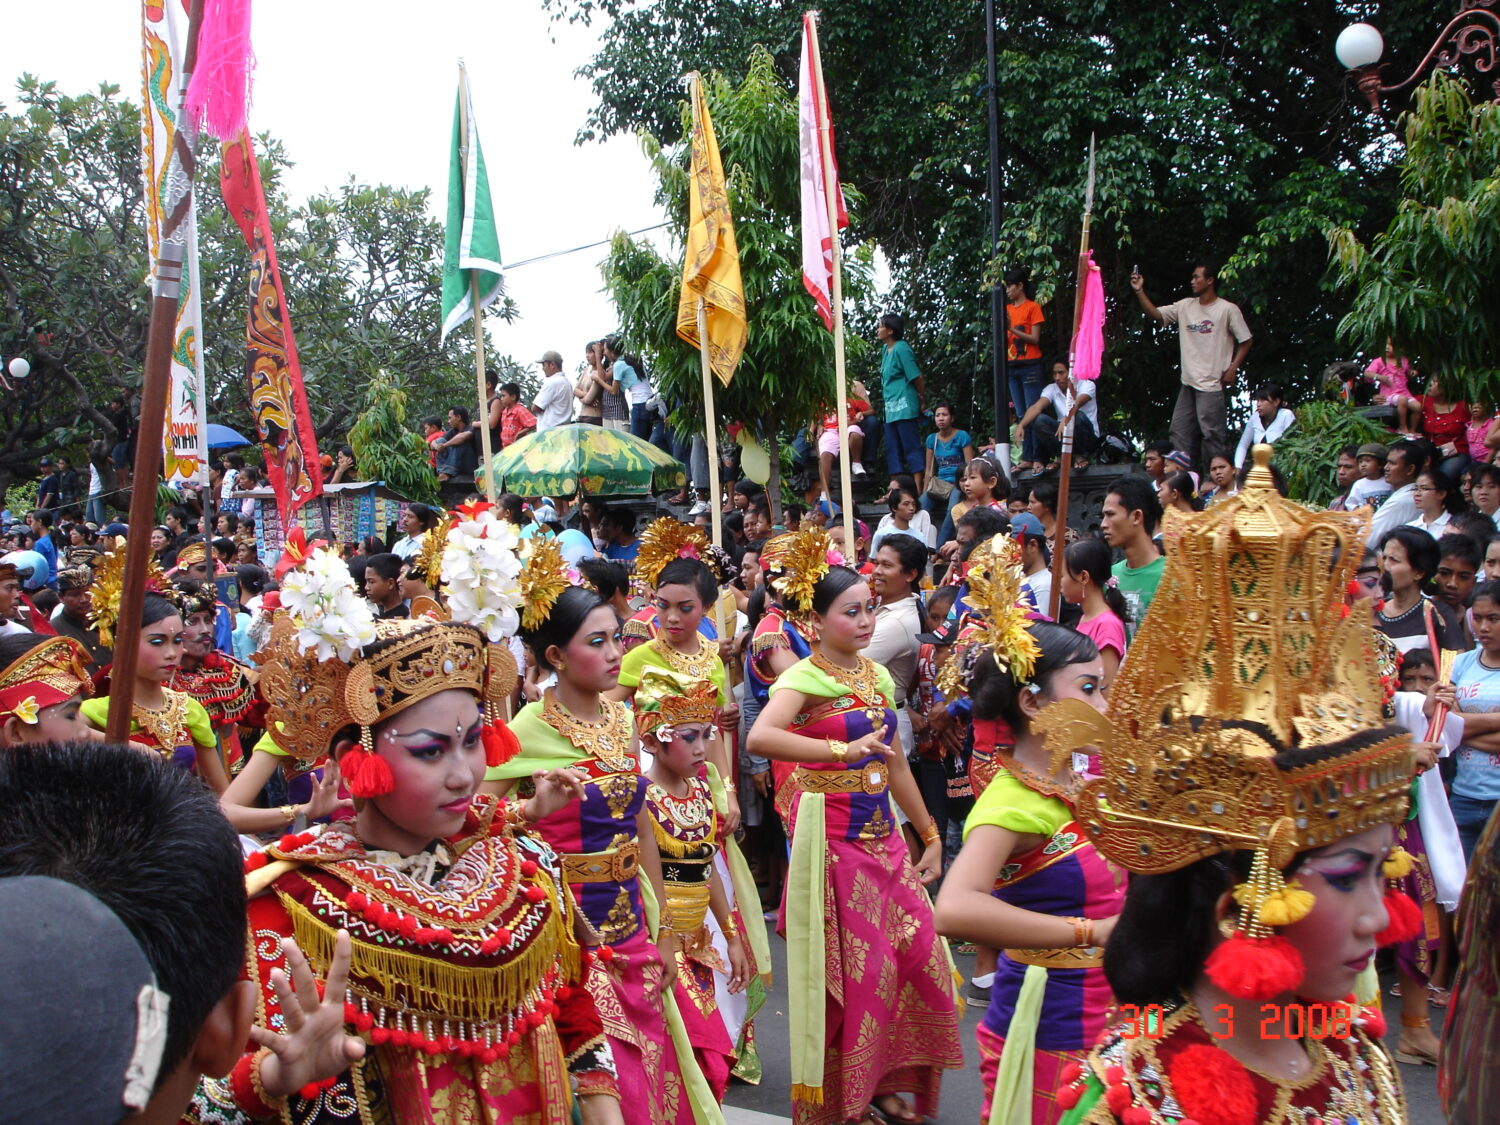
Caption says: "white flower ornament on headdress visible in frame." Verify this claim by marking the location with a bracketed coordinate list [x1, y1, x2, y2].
[441, 500, 525, 642]
[279, 547, 378, 662]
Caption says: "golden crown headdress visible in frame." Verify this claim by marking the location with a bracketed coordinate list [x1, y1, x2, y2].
[0, 636, 93, 723]
[517, 536, 570, 633]
[1033, 447, 1415, 999]
[634, 668, 719, 739]
[1036, 446, 1412, 875]
[935, 533, 1040, 700]
[769, 528, 842, 617]
[87, 542, 166, 648]
[256, 615, 497, 763]
[408, 515, 453, 586]
[632, 517, 710, 597]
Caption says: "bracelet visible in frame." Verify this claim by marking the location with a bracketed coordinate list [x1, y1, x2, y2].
[278, 804, 297, 825]
[827, 738, 849, 763]
[721, 917, 740, 940]
[918, 822, 941, 848]
[1070, 916, 1094, 948]
[723, 781, 737, 793]
[249, 1046, 287, 1113]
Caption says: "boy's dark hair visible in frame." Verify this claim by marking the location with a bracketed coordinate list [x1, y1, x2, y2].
[733, 479, 764, 499]
[0, 742, 246, 1087]
[1437, 531, 1484, 572]
[578, 558, 630, 601]
[1107, 475, 1164, 536]
[422, 415, 443, 430]
[365, 552, 404, 583]
[785, 503, 806, 522]
[958, 506, 1009, 540]
[1191, 258, 1220, 284]
[1144, 440, 1174, 462]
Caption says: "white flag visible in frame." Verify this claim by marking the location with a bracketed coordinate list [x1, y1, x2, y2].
[799, 12, 848, 332]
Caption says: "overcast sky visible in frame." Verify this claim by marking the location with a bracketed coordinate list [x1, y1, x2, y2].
[6, 0, 671, 381]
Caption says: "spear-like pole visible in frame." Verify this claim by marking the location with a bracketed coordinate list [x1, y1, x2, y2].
[1047, 135, 1094, 620]
[108, 0, 205, 741]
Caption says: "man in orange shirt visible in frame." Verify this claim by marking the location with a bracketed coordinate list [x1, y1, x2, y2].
[1004, 268, 1046, 471]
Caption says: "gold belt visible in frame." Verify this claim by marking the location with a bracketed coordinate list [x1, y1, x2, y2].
[561, 841, 641, 883]
[1003, 945, 1104, 969]
[794, 761, 889, 795]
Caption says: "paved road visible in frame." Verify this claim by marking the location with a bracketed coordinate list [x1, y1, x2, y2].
[723, 937, 1444, 1124]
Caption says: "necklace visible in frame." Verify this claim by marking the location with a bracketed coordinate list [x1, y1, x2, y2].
[656, 637, 720, 684]
[1377, 595, 1423, 623]
[648, 779, 713, 833]
[998, 749, 1078, 803]
[811, 652, 889, 713]
[132, 690, 191, 757]
[542, 690, 634, 772]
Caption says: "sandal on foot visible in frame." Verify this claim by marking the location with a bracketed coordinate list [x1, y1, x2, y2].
[870, 1096, 923, 1125]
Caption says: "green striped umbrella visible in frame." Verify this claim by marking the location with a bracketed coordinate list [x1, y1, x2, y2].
[484, 423, 686, 497]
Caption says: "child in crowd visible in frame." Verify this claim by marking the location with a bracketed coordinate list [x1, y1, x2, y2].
[1367, 336, 1420, 435]
[1232, 381, 1295, 468]
[1350, 441, 1395, 510]
[1061, 537, 1129, 687]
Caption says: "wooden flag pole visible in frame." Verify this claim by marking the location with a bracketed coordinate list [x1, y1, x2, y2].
[698, 295, 728, 642]
[808, 14, 856, 554]
[108, 0, 204, 742]
[1047, 136, 1095, 621]
[458, 64, 497, 502]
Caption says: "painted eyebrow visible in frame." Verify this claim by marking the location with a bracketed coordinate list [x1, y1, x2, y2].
[1305, 848, 1377, 865]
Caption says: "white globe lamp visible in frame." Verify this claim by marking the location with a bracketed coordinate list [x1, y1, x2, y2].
[1336, 23, 1385, 70]
[7, 357, 29, 380]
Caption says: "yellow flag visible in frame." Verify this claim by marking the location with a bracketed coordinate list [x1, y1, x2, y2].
[676, 73, 747, 386]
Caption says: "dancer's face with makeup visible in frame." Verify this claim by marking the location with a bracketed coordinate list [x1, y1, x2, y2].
[1279, 824, 1395, 1001]
[351, 689, 486, 853]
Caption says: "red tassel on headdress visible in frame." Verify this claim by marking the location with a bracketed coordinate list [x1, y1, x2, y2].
[1376, 891, 1423, 945]
[482, 720, 520, 768]
[1204, 931, 1305, 1000]
[340, 747, 394, 798]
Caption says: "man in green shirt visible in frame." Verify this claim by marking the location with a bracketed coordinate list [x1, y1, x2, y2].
[1100, 475, 1165, 639]
[877, 313, 926, 487]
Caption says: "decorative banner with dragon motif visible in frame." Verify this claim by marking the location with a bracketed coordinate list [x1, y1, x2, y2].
[140, 0, 209, 486]
[219, 133, 324, 524]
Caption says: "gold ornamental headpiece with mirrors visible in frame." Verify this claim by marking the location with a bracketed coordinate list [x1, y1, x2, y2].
[1035, 444, 1413, 879]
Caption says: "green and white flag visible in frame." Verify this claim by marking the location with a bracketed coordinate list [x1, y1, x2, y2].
[440, 64, 505, 343]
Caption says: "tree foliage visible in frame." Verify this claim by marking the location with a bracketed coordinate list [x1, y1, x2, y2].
[545, 0, 1441, 440]
[0, 76, 514, 492]
[346, 371, 441, 506]
[600, 51, 873, 510]
[1329, 72, 1500, 402]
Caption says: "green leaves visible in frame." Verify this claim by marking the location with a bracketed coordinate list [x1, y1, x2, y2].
[1329, 73, 1500, 403]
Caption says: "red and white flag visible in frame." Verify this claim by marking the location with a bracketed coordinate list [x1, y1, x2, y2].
[799, 12, 848, 331]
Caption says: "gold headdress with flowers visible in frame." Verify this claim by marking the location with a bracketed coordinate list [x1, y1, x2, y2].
[408, 515, 453, 587]
[87, 542, 166, 648]
[632, 517, 710, 597]
[1033, 446, 1415, 1000]
[634, 668, 719, 741]
[517, 536, 570, 633]
[770, 528, 844, 618]
[936, 533, 1041, 700]
[0, 636, 93, 726]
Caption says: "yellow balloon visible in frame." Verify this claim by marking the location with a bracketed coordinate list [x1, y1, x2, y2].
[738, 431, 771, 485]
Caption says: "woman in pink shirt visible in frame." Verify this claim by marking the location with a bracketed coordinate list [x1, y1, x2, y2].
[1059, 538, 1128, 688]
[1366, 336, 1419, 434]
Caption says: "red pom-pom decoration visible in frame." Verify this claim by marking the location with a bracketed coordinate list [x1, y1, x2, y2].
[300, 1082, 322, 1100]
[1123, 1108, 1154, 1125]
[483, 722, 521, 768]
[1105, 1082, 1132, 1116]
[1358, 1005, 1387, 1038]
[1204, 932, 1305, 1000]
[398, 914, 419, 940]
[341, 747, 395, 798]
[596, 944, 614, 962]
[525, 885, 547, 903]
[278, 834, 300, 852]
[1058, 1062, 1083, 1087]
[520, 859, 539, 877]
[370, 1027, 390, 1045]
[1376, 891, 1423, 945]
[1104, 1066, 1125, 1085]
[346, 891, 368, 911]
[1055, 1084, 1083, 1111]
[1168, 1043, 1259, 1125]
[244, 851, 268, 872]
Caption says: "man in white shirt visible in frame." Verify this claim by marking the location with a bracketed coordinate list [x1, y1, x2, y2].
[867, 532, 925, 755]
[1010, 512, 1053, 613]
[532, 350, 574, 431]
[1367, 439, 1426, 547]
[1132, 261, 1252, 470]
[1233, 382, 1296, 468]
[1016, 359, 1099, 471]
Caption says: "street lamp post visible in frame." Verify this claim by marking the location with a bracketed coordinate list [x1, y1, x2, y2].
[1337, 3, 1500, 110]
[985, 0, 1011, 475]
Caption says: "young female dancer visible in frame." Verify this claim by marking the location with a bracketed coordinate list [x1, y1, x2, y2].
[186, 549, 623, 1125]
[0, 633, 94, 747]
[748, 529, 962, 1125]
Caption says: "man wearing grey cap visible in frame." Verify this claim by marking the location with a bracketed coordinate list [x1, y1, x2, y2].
[533, 349, 574, 431]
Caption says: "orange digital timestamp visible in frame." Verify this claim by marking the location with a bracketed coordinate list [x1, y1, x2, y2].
[1117, 1002, 1357, 1040]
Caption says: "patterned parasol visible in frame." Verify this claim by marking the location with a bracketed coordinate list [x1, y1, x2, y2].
[485, 423, 686, 497]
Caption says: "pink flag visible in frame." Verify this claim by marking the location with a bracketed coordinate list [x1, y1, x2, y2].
[1071, 251, 1106, 381]
[799, 12, 848, 331]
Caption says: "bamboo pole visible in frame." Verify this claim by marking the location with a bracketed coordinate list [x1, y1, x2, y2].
[108, 0, 205, 742]
[459, 64, 497, 502]
[697, 294, 728, 643]
[1047, 139, 1095, 620]
[807, 14, 856, 554]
